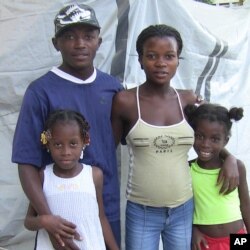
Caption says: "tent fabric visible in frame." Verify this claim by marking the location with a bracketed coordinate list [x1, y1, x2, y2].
[0, 0, 250, 249]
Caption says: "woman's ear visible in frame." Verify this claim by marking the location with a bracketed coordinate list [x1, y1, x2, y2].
[138, 56, 143, 70]
[224, 136, 230, 146]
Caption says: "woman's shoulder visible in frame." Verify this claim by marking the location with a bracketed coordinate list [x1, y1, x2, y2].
[115, 86, 136, 95]
[176, 88, 198, 106]
[176, 88, 196, 98]
[113, 87, 137, 106]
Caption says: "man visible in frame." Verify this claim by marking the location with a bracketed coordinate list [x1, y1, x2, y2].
[12, 3, 122, 249]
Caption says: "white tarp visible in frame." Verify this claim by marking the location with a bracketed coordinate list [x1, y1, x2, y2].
[0, 0, 250, 249]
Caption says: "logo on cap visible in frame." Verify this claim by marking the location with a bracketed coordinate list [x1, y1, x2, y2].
[54, 4, 100, 37]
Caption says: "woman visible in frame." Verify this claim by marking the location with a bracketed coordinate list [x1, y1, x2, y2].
[111, 24, 238, 250]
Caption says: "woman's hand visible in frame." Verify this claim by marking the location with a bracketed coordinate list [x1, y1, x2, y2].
[218, 154, 239, 194]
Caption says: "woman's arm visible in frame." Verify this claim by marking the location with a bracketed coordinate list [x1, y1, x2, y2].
[218, 149, 239, 194]
[111, 90, 137, 147]
[93, 167, 119, 250]
[111, 92, 127, 147]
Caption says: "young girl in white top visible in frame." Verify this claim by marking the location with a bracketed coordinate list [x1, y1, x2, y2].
[24, 109, 119, 250]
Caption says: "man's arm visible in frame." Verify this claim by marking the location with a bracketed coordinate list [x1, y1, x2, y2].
[18, 164, 51, 214]
[25, 202, 79, 244]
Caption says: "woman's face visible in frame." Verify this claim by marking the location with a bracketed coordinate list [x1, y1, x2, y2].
[139, 36, 179, 86]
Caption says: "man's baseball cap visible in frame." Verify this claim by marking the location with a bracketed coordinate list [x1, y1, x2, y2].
[54, 3, 100, 37]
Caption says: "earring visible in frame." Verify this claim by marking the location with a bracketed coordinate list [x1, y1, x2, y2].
[80, 146, 86, 159]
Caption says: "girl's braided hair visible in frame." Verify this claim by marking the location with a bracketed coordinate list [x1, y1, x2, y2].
[184, 103, 244, 137]
[41, 109, 90, 145]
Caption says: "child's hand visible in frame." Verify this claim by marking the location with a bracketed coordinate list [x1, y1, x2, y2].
[40, 215, 82, 247]
[192, 227, 209, 250]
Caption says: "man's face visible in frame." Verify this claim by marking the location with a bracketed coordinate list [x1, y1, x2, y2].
[53, 24, 101, 76]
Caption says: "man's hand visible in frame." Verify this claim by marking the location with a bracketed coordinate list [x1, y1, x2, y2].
[41, 215, 82, 249]
[49, 233, 81, 250]
[218, 155, 239, 194]
[41, 215, 80, 239]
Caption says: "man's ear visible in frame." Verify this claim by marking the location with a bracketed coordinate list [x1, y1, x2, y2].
[98, 37, 102, 49]
[52, 37, 59, 51]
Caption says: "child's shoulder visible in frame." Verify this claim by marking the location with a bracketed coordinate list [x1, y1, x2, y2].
[92, 166, 103, 189]
[188, 158, 197, 167]
[92, 166, 103, 179]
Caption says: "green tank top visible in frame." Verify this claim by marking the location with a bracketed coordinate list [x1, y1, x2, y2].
[191, 161, 242, 224]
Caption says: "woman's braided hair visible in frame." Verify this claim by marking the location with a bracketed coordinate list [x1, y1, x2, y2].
[136, 24, 183, 57]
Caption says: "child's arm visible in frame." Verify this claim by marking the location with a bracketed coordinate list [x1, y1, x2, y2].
[191, 226, 208, 250]
[92, 166, 119, 250]
[237, 160, 250, 233]
[218, 149, 239, 194]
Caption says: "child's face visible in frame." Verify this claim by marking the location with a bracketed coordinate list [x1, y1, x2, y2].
[194, 120, 228, 165]
[47, 121, 84, 173]
[53, 24, 101, 73]
[139, 36, 179, 85]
